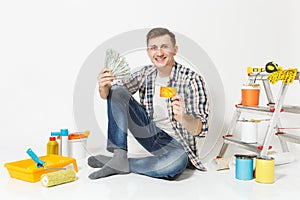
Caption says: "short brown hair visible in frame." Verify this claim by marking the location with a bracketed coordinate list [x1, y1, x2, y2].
[146, 27, 176, 46]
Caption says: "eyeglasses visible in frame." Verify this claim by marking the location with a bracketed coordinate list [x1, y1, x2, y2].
[147, 44, 172, 52]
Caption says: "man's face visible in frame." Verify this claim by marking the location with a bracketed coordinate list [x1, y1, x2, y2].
[147, 34, 178, 69]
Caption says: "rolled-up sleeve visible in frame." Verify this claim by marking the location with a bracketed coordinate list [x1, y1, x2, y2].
[185, 75, 209, 136]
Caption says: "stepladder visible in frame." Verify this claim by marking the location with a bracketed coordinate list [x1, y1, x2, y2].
[218, 70, 300, 158]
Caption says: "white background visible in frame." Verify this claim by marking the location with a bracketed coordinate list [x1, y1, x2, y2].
[1, 0, 300, 161]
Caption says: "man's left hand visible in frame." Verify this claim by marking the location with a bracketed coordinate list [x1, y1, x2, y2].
[171, 94, 185, 123]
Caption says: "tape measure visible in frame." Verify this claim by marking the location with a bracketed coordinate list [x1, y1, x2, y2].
[265, 61, 282, 73]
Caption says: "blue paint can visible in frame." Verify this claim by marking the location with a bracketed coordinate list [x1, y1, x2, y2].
[235, 154, 255, 180]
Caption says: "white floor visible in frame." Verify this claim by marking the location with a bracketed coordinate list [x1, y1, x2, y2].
[1, 146, 300, 200]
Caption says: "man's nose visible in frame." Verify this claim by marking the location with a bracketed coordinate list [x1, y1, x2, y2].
[156, 48, 163, 55]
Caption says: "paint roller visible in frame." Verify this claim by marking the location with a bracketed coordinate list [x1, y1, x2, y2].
[41, 169, 77, 187]
[27, 148, 77, 187]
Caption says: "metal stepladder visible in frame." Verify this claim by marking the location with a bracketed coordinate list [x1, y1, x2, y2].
[217, 71, 300, 158]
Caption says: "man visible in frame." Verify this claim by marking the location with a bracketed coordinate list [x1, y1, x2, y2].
[88, 27, 209, 180]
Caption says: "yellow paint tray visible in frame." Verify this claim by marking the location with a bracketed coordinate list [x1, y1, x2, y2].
[4, 154, 78, 183]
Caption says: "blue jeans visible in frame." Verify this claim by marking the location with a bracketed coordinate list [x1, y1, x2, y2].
[106, 86, 189, 179]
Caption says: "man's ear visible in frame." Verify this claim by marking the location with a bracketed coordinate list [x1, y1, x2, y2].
[173, 45, 178, 55]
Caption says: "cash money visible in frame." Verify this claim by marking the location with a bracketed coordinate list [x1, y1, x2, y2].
[104, 49, 131, 80]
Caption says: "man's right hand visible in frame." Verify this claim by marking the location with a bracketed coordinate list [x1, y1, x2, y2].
[97, 68, 115, 99]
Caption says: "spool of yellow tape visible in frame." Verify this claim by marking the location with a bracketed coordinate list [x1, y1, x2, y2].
[255, 156, 274, 184]
[41, 169, 77, 187]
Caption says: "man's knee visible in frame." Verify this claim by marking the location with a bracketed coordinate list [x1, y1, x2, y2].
[109, 85, 130, 100]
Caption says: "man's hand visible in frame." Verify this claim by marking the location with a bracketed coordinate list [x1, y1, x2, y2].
[171, 95, 185, 123]
[97, 68, 115, 99]
[171, 94, 202, 136]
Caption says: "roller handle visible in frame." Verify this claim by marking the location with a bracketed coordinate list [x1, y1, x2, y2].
[26, 148, 46, 168]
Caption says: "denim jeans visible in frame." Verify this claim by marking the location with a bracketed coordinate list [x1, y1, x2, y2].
[106, 85, 189, 179]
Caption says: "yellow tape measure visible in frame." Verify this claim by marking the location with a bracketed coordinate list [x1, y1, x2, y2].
[265, 61, 280, 73]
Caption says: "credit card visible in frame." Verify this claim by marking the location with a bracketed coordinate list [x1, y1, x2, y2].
[160, 86, 177, 98]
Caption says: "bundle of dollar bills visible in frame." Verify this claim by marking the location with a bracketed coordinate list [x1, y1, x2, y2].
[104, 49, 131, 80]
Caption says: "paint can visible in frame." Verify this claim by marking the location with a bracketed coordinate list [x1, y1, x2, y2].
[68, 131, 90, 160]
[255, 156, 275, 184]
[235, 154, 255, 180]
[241, 84, 260, 106]
[240, 121, 258, 143]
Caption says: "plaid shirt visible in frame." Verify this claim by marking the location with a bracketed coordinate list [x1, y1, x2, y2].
[114, 62, 209, 170]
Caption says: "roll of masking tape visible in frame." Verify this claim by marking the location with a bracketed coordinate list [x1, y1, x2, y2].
[255, 156, 274, 184]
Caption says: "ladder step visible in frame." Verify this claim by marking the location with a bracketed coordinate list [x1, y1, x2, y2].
[236, 105, 274, 115]
[276, 132, 300, 144]
[223, 135, 261, 153]
[281, 105, 300, 114]
[236, 104, 300, 114]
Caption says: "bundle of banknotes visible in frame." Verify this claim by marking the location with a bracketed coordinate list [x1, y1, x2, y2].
[104, 49, 131, 80]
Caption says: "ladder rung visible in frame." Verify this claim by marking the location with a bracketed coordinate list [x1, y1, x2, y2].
[223, 135, 261, 153]
[282, 105, 300, 114]
[276, 132, 300, 144]
[248, 72, 269, 81]
[248, 71, 300, 81]
[236, 104, 300, 115]
[236, 105, 274, 115]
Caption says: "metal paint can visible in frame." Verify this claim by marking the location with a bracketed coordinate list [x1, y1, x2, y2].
[235, 154, 255, 180]
[255, 156, 275, 184]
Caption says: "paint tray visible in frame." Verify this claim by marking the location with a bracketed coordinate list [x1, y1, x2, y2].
[4, 154, 78, 183]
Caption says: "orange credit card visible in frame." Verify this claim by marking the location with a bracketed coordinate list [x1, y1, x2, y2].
[160, 86, 177, 98]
